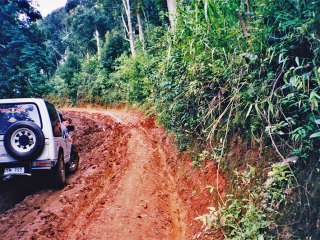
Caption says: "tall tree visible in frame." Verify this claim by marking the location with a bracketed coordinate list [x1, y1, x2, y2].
[38, 8, 68, 74]
[121, 0, 136, 57]
[135, 1, 145, 50]
[64, 1, 115, 57]
[94, 28, 101, 59]
[166, 0, 177, 29]
[0, 0, 48, 98]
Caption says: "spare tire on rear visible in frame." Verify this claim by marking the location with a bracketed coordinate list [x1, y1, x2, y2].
[4, 121, 45, 160]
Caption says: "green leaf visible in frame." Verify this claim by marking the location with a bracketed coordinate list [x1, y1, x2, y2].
[310, 90, 320, 100]
[310, 132, 320, 138]
[245, 104, 253, 119]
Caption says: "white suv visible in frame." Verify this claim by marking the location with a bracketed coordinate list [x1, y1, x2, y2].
[0, 98, 79, 188]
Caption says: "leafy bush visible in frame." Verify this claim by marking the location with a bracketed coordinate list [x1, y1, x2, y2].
[197, 164, 293, 239]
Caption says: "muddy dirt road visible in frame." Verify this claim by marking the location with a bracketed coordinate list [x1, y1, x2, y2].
[0, 108, 225, 240]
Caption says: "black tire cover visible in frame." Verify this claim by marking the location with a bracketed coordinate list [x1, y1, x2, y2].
[4, 121, 45, 160]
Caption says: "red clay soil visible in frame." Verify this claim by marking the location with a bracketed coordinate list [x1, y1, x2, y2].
[0, 108, 226, 240]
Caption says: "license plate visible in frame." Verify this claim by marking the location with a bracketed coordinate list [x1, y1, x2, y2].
[4, 167, 25, 175]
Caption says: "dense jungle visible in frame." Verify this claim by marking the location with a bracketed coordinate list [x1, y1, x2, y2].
[1, 0, 320, 238]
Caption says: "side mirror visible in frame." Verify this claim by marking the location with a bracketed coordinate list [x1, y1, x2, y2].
[67, 125, 75, 132]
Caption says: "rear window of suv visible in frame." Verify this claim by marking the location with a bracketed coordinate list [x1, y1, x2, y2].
[0, 103, 42, 135]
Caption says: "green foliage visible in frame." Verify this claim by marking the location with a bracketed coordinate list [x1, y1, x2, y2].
[64, 1, 115, 56]
[0, 0, 48, 98]
[55, 52, 81, 103]
[148, 0, 320, 163]
[77, 56, 101, 102]
[148, 0, 267, 150]
[147, 1, 320, 236]
[197, 164, 293, 238]
[39, 8, 68, 75]
[216, 195, 269, 239]
[109, 53, 152, 103]
[101, 31, 129, 71]
[265, 164, 293, 208]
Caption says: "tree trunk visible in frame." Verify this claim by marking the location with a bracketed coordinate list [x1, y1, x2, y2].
[166, 0, 177, 30]
[122, 0, 136, 57]
[237, 11, 249, 38]
[94, 28, 101, 60]
[136, 2, 145, 51]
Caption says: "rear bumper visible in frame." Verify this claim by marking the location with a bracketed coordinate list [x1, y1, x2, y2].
[0, 159, 56, 176]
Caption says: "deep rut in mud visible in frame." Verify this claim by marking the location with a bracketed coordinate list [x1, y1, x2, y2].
[0, 108, 225, 240]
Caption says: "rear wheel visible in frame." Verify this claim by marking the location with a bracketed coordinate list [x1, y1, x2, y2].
[52, 153, 66, 189]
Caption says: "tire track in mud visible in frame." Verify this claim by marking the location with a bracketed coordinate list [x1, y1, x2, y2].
[138, 125, 187, 239]
[70, 113, 187, 240]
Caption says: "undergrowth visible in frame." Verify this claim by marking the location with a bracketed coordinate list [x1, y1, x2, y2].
[196, 163, 293, 239]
